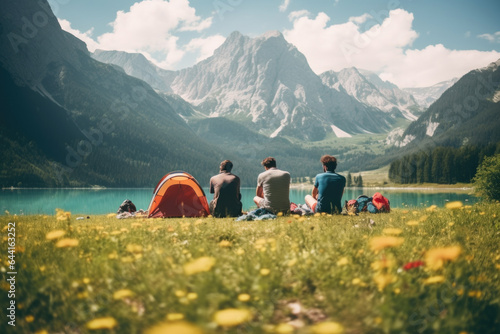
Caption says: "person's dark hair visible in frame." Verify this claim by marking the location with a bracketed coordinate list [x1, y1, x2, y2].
[261, 157, 277, 168]
[320, 155, 337, 172]
[220, 160, 233, 172]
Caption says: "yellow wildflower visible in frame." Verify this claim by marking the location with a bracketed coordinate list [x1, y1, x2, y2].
[423, 275, 446, 285]
[144, 321, 202, 334]
[55, 208, 71, 221]
[166, 313, 185, 321]
[238, 293, 251, 302]
[336, 257, 349, 266]
[183, 257, 215, 275]
[236, 248, 245, 255]
[260, 268, 270, 276]
[86, 317, 117, 330]
[46, 230, 66, 240]
[369, 236, 404, 251]
[113, 289, 134, 300]
[25, 315, 34, 323]
[213, 308, 251, 327]
[126, 244, 143, 254]
[426, 205, 437, 212]
[55, 238, 79, 248]
[468, 291, 482, 298]
[382, 228, 403, 235]
[425, 246, 462, 270]
[187, 293, 198, 300]
[373, 273, 396, 291]
[406, 220, 419, 226]
[175, 290, 186, 298]
[275, 323, 294, 333]
[82, 278, 90, 284]
[445, 201, 463, 210]
[370, 256, 395, 271]
[311, 321, 344, 334]
[121, 256, 135, 263]
[77, 291, 89, 299]
[35, 330, 48, 334]
[218, 240, 232, 248]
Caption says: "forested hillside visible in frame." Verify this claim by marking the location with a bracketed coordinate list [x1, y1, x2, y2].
[388, 144, 500, 184]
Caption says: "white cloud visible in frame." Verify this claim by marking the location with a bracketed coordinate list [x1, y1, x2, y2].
[58, 19, 100, 51]
[478, 31, 500, 43]
[284, 9, 500, 87]
[288, 10, 310, 21]
[348, 13, 371, 24]
[59, 0, 219, 69]
[185, 35, 226, 62]
[279, 0, 290, 12]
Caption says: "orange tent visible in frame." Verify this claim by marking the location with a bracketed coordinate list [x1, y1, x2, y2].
[148, 171, 210, 218]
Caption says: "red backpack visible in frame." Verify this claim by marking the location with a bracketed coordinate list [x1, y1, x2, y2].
[372, 192, 390, 213]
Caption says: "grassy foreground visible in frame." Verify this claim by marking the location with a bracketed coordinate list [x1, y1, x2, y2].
[1, 203, 500, 334]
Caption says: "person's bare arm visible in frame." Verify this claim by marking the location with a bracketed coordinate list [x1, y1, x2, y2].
[312, 186, 319, 200]
[256, 185, 264, 198]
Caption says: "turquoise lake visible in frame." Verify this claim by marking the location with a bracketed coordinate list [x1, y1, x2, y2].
[1, 187, 478, 216]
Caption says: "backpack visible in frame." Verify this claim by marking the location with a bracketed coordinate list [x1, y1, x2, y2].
[117, 199, 137, 214]
[356, 195, 371, 212]
[372, 192, 390, 213]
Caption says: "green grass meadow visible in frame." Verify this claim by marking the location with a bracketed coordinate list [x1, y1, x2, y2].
[1, 203, 499, 333]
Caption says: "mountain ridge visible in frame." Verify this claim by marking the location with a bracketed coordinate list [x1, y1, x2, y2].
[0, 0, 244, 187]
[97, 30, 397, 140]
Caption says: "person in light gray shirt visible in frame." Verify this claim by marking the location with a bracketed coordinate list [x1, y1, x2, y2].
[253, 157, 290, 214]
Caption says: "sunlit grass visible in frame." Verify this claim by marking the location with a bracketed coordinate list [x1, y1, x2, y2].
[1, 202, 499, 333]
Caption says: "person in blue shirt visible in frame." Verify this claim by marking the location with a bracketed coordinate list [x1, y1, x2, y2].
[305, 155, 346, 214]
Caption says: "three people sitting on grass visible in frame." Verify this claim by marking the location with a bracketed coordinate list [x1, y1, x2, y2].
[210, 155, 345, 217]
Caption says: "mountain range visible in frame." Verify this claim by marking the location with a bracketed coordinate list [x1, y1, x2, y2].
[93, 35, 456, 138]
[1, 0, 498, 188]
[94, 31, 423, 140]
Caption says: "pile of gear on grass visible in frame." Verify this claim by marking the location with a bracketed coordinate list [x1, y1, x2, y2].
[343, 192, 390, 215]
[116, 199, 148, 219]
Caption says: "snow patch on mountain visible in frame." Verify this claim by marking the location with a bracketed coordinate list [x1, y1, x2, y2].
[426, 120, 439, 137]
[331, 125, 352, 138]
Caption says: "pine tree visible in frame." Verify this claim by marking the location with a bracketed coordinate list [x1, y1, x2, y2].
[357, 174, 364, 187]
[346, 172, 352, 187]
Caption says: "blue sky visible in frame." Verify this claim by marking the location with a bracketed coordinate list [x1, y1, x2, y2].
[53, 0, 500, 87]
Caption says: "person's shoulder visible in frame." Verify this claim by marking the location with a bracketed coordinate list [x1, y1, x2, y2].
[315, 172, 326, 179]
